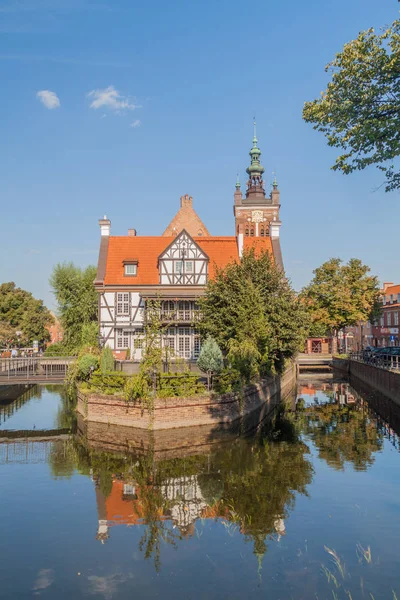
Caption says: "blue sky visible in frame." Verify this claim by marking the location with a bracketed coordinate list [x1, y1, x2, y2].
[0, 0, 399, 308]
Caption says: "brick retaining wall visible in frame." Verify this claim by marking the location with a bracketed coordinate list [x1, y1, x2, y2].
[77, 362, 296, 431]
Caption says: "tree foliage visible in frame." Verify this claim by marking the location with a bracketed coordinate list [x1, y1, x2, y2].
[197, 336, 223, 389]
[303, 20, 400, 191]
[0, 282, 53, 346]
[49, 263, 97, 351]
[100, 346, 115, 374]
[199, 249, 309, 378]
[301, 258, 380, 338]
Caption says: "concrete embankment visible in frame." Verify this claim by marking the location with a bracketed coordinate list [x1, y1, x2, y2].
[333, 358, 400, 405]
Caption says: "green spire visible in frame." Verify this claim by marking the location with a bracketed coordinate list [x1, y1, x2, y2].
[235, 172, 241, 189]
[272, 172, 278, 189]
[246, 119, 264, 177]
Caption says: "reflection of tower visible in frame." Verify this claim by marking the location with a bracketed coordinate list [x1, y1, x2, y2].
[95, 484, 109, 543]
[274, 517, 286, 542]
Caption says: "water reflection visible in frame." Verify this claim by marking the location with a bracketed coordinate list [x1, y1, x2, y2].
[2, 379, 400, 599]
[296, 381, 384, 471]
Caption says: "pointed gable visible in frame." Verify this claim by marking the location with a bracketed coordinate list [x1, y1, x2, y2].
[162, 194, 210, 237]
[159, 230, 208, 285]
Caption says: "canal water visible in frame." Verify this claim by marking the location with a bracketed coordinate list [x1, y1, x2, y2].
[0, 378, 400, 599]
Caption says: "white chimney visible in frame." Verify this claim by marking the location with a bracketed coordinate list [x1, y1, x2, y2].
[128, 228, 137, 237]
[99, 215, 111, 237]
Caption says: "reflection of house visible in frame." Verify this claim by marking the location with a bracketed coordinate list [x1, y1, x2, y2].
[96, 127, 283, 360]
[95, 474, 215, 542]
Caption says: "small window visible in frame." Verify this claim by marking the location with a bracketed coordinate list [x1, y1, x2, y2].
[260, 227, 264, 237]
[185, 261, 193, 273]
[387, 312, 392, 326]
[117, 293, 129, 315]
[245, 228, 249, 237]
[125, 264, 137, 276]
[117, 329, 129, 348]
[134, 338, 143, 349]
[175, 261, 183, 273]
[250, 229, 254, 237]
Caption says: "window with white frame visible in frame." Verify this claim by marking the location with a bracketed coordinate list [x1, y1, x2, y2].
[124, 264, 137, 276]
[117, 293, 130, 315]
[380, 316, 384, 326]
[387, 312, 392, 326]
[394, 312, 399, 326]
[185, 261, 193, 273]
[117, 329, 129, 349]
[175, 261, 183, 274]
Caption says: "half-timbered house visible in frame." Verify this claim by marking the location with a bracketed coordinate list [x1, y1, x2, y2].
[95, 127, 283, 360]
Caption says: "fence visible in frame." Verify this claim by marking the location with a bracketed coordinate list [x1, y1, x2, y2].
[0, 357, 75, 380]
[350, 352, 400, 372]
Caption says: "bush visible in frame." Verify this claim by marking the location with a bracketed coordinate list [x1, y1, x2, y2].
[157, 373, 206, 398]
[125, 373, 151, 402]
[80, 322, 99, 348]
[100, 347, 115, 374]
[44, 343, 66, 356]
[78, 354, 100, 380]
[90, 370, 128, 390]
[213, 367, 242, 394]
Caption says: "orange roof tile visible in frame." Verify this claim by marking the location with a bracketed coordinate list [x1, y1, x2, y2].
[243, 236, 274, 259]
[383, 284, 400, 296]
[103, 236, 242, 285]
[102, 234, 275, 286]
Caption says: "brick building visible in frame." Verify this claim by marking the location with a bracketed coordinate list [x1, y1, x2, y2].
[95, 126, 283, 360]
[372, 282, 400, 347]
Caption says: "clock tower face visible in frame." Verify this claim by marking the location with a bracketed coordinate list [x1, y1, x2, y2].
[251, 210, 264, 223]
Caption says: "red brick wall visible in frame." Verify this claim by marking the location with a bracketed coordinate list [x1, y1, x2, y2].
[77, 362, 296, 431]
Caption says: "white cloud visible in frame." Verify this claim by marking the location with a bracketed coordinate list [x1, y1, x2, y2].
[36, 89, 60, 109]
[130, 119, 141, 128]
[87, 85, 138, 113]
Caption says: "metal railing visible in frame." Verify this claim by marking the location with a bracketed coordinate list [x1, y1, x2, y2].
[0, 357, 76, 380]
[350, 352, 400, 372]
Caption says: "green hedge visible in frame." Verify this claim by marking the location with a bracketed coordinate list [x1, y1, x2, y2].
[157, 373, 206, 398]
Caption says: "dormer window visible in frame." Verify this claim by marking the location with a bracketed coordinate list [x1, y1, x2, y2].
[123, 260, 138, 276]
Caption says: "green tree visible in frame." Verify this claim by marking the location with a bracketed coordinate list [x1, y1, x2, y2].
[303, 20, 400, 191]
[0, 282, 53, 346]
[199, 248, 309, 378]
[301, 258, 380, 350]
[49, 263, 97, 351]
[197, 336, 223, 390]
[100, 346, 115, 373]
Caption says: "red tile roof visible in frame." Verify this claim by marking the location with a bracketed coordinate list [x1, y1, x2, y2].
[103, 235, 274, 286]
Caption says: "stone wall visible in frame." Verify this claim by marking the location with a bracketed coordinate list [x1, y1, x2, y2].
[77, 362, 296, 431]
[333, 358, 400, 405]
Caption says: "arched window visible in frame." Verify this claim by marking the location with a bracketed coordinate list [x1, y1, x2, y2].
[260, 227, 264, 237]
[250, 229, 254, 237]
[245, 228, 249, 237]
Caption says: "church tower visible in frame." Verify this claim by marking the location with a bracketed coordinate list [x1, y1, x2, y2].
[233, 123, 283, 268]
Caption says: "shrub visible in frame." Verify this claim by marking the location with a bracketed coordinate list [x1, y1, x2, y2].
[44, 343, 66, 356]
[197, 336, 223, 390]
[213, 367, 242, 394]
[90, 370, 128, 390]
[124, 373, 151, 402]
[157, 373, 206, 398]
[100, 346, 115, 374]
[78, 354, 100, 380]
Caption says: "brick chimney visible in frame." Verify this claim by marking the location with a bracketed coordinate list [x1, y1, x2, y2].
[128, 229, 137, 236]
[180, 194, 193, 208]
[383, 282, 394, 291]
[99, 215, 111, 236]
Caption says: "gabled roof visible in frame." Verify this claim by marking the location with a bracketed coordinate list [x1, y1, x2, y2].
[98, 234, 275, 287]
[162, 195, 210, 237]
[158, 229, 209, 260]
